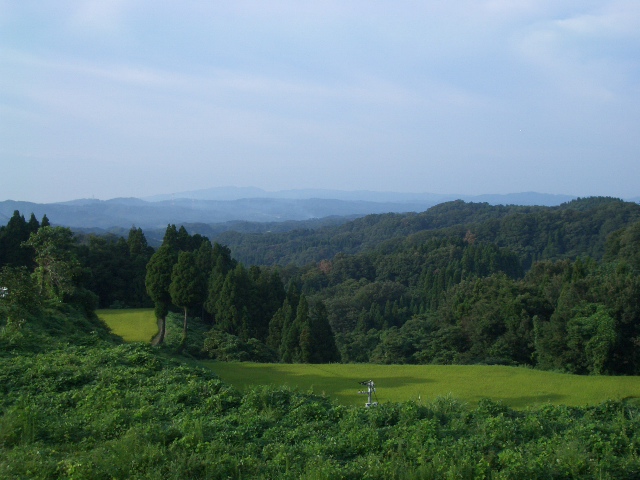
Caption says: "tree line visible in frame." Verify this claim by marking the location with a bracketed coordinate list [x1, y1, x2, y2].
[144, 224, 339, 363]
[0, 213, 339, 364]
[2, 197, 639, 373]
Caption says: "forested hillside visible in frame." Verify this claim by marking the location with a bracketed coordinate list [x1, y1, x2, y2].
[2, 197, 640, 373]
[217, 197, 639, 267]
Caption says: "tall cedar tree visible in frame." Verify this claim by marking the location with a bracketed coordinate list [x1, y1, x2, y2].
[308, 301, 340, 363]
[0, 210, 40, 268]
[145, 244, 177, 344]
[170, 251, 206, 340]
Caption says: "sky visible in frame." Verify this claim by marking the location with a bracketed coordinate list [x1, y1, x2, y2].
[1, 1, 639, 203]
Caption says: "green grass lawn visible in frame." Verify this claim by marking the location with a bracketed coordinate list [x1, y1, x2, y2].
[97, 308, 158, 343]
[96, 309, 640, 409]
[201, 361, 640, 409]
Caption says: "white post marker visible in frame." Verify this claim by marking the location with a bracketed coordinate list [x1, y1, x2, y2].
[358, 380, 378, 407]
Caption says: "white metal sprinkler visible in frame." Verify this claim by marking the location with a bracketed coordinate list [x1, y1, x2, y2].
[358, 380, 378, 407]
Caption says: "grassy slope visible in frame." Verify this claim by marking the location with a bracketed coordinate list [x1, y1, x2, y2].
[100, 309, 640, 409]
[203, 362, 640, 409]
[97, 309, 157, 343]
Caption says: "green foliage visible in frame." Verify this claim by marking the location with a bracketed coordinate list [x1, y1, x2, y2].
[25, 226, 80, 302]
[0, 210, 39, 268]
[566, 304, 617, 375]
[6, 201, 640, 373]
[307, 301, 340, 363]
[211, 263, 252, 337]
[160, 312, 210, 358]
[0, 266, 41, 324]
[3, 340, 640, 478]
[145, 243, 178, 342]
[203, 329, 278, 362]
[170, 251, 206, 339]
[76, 228, 154, 308]
[0, 302, 115, 355]
[3, 277, 640, 478]
[605, 220, 640, 272]
[218, 197, 640, 267]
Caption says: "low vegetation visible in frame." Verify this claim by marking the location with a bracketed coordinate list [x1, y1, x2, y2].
[2, 335, 640, 478]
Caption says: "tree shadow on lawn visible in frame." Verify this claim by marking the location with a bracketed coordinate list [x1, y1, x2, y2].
[209, 363, 433, 405]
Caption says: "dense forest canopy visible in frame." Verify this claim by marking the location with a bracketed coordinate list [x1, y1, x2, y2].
[2, 197, 640, 373]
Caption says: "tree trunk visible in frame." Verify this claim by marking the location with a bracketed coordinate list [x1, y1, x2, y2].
[151, 316, 165, 345]
[183, 306, 188, 340]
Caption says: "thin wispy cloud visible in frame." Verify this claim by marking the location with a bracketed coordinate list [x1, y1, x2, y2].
[1, 1, 638, 202]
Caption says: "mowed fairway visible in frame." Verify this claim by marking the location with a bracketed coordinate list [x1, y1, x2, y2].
[204, 362, 640, 409]
[98, 309, 158, 343]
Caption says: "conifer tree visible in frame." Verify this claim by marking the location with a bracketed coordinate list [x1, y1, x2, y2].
[162, 224, 179, 251]
[27, 213, 40, 235]
[145, 244, 177, 344]
[267, 302, 289, 352]
[308, 301, 340, 363]
[170, 251, 205, 340]
[281, 294, 308, 363]
[0, 211, 33, 267]
[213, 264, 251, 337]
[204, 243, 237, 319]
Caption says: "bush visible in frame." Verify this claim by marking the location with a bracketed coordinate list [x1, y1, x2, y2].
[203, 329, 278, 362]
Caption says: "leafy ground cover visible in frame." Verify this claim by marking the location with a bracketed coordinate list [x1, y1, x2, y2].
[2, 342, 640, 479]
[97, 308, 158, 343]
[204, 361, 640, 409]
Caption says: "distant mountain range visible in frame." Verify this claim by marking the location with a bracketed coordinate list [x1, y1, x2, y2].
[144, 187, 577, 205]
[1, 188, 630, 232]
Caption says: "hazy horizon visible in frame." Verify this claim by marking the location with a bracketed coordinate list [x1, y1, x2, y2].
[2, 2, 639, 203]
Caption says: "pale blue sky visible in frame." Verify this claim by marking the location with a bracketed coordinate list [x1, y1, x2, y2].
[1, 1, 639, 203]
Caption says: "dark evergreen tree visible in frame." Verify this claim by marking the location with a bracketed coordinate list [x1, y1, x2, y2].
[308, 301, 340, 363]
[126, 227, 154, 307]
[170, 251, 206, 340]
[279, 294, 314, 363]
[204, 243, 238, 321]
[267, 301, 290, 352]
[162, 224, 179, 251]
[0, 211, 35, 268]
[27, 213, 40, 235]
[213, 264, 251, 338]
[246, 267, 286, 342]
[276, 298, 299, 362]
[176, 226, 191, 252]
[145, 244, 178, 344]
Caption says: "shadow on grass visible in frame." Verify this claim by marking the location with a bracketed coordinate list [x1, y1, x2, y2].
[206, 362, 436, 404]
[209, 363, 431, 387]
